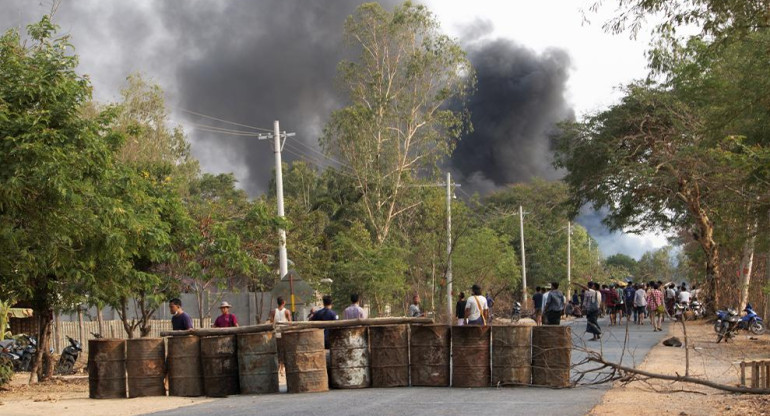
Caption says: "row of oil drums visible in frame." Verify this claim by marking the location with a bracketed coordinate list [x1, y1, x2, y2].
[87, 324, 571, 399]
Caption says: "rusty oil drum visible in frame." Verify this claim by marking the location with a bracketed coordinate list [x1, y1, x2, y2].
[237, 331, 279, 394]
[532, 325, 571, 387]
[328, 326, 370, 388]
[126, 338, 166, 397]
[410, 324, 450, 386]
[452, 325, 490, 387]
[369, 324, 409, 387]
[167, 335, 203, 397]
[201, 335, 240, 397]
[282, 328, 328, 393]
[491, 325, 532, 386]
[88, 339, 126, 399]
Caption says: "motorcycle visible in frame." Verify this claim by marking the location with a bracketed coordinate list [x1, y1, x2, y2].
[1, 335, 37, 372]
[673, 302, 687, 321]
[716, 308, 741, 343]
[690, 299, 705, 320]
[56, 335, 82, 375]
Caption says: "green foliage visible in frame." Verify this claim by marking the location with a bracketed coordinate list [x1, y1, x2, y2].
[321, 1, 475, 244]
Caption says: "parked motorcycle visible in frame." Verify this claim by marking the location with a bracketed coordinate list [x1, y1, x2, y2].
[2, 335, 37, 372]
[716, 304, 765, 342]
[0, 339, 20, 370]
[56, 335, 82, 375]
[690, 299, 706, 319]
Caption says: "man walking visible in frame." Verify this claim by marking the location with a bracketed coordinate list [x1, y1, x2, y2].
[583, 282, 602, 340]
[169, 298, 193, 331]
[634, 284, 648, 325]
[343, 294, 366, 319]
[543, 282, 565, 325]
[213, 301, 239, 327]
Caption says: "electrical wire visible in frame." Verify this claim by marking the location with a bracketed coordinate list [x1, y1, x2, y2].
[176, 107, 273, 133]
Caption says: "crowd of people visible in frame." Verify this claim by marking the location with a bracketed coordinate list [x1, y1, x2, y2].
[528, 280, 699, 341]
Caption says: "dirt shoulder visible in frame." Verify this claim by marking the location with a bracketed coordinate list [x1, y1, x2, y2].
[0, 374, 214, 416]
[590, 320, 770, 416]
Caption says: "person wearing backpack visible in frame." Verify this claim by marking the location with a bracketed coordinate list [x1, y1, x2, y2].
[543, 282, 565, 325]
[583, 282, 602, 340]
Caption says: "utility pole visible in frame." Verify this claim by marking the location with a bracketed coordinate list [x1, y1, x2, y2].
[567, 221, 572, 300]
[446, 172, 453, 326]
[257, 121, 296, 308]
[519, 206, 527, 304]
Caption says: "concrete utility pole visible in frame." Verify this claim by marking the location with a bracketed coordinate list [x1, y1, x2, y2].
[519, 205, 527, 303]
[257, 121, 295, 286]
[567, 221, 572, 300]
[446, 172, 453, 326]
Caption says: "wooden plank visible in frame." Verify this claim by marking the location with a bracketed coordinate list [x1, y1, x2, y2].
[752, 362, 760, 389]
[160, 323, 274, 337]
[276, 317, 434, 330]
[741, 362, 746, 387]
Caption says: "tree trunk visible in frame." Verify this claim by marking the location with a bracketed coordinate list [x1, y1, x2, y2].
[738, 220, 758, 312]
[28, 307, 53, 384]
[96, 304, 105, 337]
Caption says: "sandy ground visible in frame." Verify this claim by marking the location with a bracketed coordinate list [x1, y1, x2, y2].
[590, 319, 770, 416]
[0, 373, 214, 416]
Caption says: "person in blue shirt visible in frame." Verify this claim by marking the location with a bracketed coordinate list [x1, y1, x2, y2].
[309, 295, 338, 348]
[169, 298, 193, 331]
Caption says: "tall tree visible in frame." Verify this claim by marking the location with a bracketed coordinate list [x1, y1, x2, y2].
[0, 17, 122, 380]
[321, 1, 474, 244]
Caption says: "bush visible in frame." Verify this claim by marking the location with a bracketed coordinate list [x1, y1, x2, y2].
[0, 355, 13, 387]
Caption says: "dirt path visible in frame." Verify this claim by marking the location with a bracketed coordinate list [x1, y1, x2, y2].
[590, 320, 770, 416]
[0, 374, 214, 416]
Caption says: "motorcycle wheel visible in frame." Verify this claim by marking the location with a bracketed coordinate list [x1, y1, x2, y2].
[717, 324, 728, 343]
[713, 321, 722, 333]
[511, 313, 520, 323]
[19, 355, 31, 372]
[750, 321, 766, 335]
[57, 357, 75, 375]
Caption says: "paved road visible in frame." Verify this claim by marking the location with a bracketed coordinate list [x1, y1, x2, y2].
[145, 317, 670, 416]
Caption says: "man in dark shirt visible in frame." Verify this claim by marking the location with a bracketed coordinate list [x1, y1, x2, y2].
[532, 287, 544, 325]
[169, 298, 193, 331]
[309, 295, 337, 348]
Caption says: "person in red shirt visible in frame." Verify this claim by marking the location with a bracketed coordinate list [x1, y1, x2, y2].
[213, 301, 239, 327]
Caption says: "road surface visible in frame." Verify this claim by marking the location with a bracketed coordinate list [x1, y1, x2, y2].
[145, 317, 670, 416]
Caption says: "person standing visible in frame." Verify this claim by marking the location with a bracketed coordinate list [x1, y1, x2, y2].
[606, 284, 619, 326]
[533, 287, 544, 325]
[169, 298, 193, 331]
[678, 284, 691, 305]
[465, 284, 489, 325]
[269, 297, 292, 323]
[633, 284, 648, 325]
[343, 294, 366, 319]
[647, 283, 664, 331]
[455, 292, 467, 325]
[408, 295, 425, 317]
[213, 301, 239, 327]
[310, 295, 338, 349]
[624, 282, 636, 321]
[543, 282, 565, 325]
[665, 283, 677, 317]
[583, 282, 602, 340]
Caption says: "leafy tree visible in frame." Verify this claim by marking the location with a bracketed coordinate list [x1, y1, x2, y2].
[0, 17, 122, 380]
[605, 253, 638, 276]
[321, 1, 475, 245]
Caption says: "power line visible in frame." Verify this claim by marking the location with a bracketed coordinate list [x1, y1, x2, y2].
[176, 107, 273, 133]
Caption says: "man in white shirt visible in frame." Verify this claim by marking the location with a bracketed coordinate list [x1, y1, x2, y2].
[464, 284, 489, 326]
[678, 284, 691, 305]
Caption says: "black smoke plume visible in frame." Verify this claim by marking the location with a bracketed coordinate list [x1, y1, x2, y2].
[0, 0, 397, 195]
[450, 37, 574, 193]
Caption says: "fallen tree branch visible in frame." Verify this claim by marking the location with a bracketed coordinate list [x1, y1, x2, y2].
[586, 352, 770, 394]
